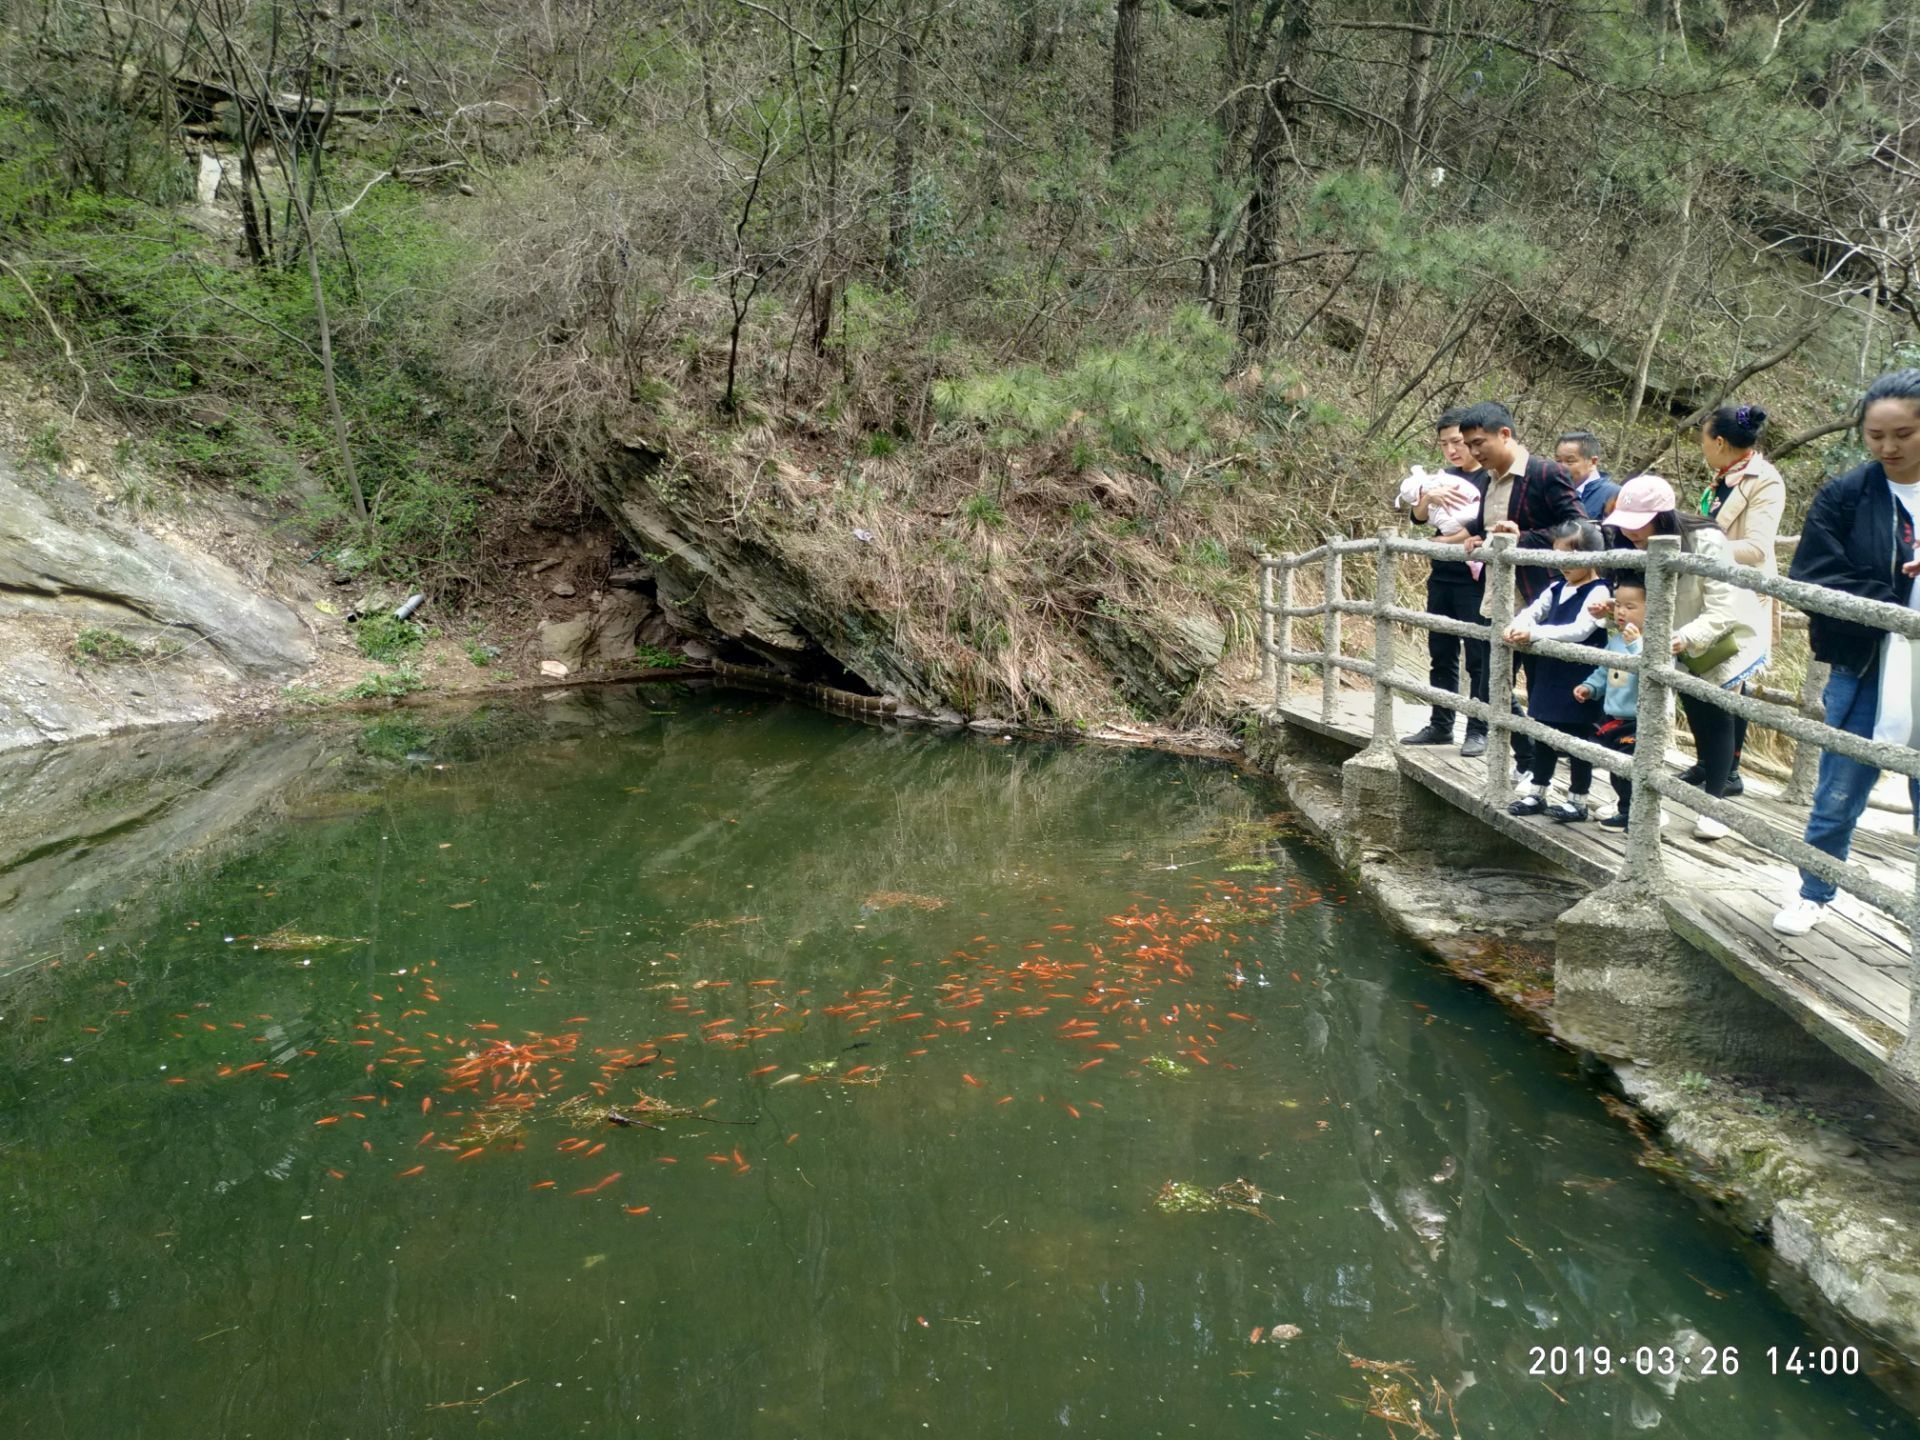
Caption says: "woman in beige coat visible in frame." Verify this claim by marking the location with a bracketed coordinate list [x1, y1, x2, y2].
[1598, 475, 1768, 839]
[1697, 402, 1785, 789]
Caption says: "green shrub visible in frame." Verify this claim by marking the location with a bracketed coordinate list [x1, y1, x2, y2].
[342, 668, 424, 700]
[72, 626, 145, 664]
[351, 614, 424, 662]
[935, 306, 1236, 460]
[962, 493, 1007, 529]
[634, 643, 681, 669]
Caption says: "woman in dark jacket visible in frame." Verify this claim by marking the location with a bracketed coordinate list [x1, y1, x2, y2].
[1774, 369, 1920, 935]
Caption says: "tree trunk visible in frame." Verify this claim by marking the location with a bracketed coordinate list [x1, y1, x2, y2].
[1396, 0, 1434, 192]
[1017, 0, 1040, 65]
[1110, 0, 1144, 163]
[1234, 0, 1313, 359]
[1624, 182, 1693, 434]
[289, 185, 367, 523]
[885, 10, 919, 284]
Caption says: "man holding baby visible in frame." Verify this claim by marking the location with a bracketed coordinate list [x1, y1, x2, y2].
[1396, 409, 1492, 756]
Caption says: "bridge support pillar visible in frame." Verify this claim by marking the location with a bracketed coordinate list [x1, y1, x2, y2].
[1339, 748, 1450, 855]
[1554, 883, 1842, 1077]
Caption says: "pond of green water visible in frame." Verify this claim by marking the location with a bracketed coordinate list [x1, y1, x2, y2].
[1, 686, 1915, 1438]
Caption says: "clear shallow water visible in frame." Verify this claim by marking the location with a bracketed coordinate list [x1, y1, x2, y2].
[1, 686, 1915, 1439]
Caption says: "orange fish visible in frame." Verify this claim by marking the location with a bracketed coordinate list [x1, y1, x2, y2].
[624, 1205, 651, 1215]
[397, 1165, 426, 1178]
[961, 1074, 982, 1088]
[572, 1172, 621, 1196]
[531, 1180, 556, 1190]
[314, 1116, 340, 1126]
[1075, 1058, 1104, 1072]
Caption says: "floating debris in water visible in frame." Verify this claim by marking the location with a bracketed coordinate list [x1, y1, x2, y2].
[1154, 1177, 1271, 1220]
[1340, 1347, 1460, 1439]
[1142, 1054, 1192, 1078]
[251, 926, 367, 952]
[860, 890, 948, 912]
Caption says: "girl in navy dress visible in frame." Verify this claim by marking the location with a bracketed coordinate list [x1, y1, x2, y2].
[1504, 520, 1611, 819]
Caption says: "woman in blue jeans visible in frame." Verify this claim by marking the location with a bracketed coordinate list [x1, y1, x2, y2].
[1774, 370, 1920, 935]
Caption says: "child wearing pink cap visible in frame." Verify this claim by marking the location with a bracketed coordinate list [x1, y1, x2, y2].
[1596, 475, 1768, 840]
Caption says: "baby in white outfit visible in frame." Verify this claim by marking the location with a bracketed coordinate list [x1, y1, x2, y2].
[1393, 465, 1480, 535]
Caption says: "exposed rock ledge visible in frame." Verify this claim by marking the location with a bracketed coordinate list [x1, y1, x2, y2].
[0, 455, 314, 750]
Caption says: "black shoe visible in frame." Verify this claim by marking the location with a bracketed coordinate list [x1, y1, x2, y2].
[1546, 799, 1589, 823]
[1678, 766, 1744, 797]
[1508, 795, 1546, 817]
[1459, 733, 1487, 759]
[1402, 723, 1456, 746]
[1599, 812, 1629, 831]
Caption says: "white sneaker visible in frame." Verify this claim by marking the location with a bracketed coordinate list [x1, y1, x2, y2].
[1772, 897, 1829, 936]
[1693, 814, 1730, 840]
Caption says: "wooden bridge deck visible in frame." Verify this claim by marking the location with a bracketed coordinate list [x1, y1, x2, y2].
[1272, 685, 1914, 1082]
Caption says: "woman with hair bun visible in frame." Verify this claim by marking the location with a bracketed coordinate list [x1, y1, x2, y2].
[1774, 370, 1920, 935]
[1694, 402, 1785, 792]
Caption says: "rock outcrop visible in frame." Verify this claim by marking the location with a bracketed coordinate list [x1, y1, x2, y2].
[0, 454, 316, 750]
[585, 422, 1228, 719]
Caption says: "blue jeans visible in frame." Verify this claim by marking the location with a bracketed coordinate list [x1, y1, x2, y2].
[1799, 663, 1920, 903]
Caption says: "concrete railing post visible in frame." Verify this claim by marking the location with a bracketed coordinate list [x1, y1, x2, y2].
[1786, 659, 1830, 806]
[1480, 534, 1517, 806]
[1259, 555, 1275, 696]
[1368, 530, 1399, 753]
[1320, 547, 1343, 726]
[1906, 862, 1920, 1082]
[1275, 556, 1294, 707]
[1624, 535, 1681, 893]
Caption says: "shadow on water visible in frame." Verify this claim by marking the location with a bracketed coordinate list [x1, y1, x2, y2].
[1, 686, 1916, 1439]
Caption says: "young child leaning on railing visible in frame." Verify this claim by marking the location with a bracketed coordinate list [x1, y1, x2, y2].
[1503, 520, 1610, 822]
[1572, 576, 1647, 831]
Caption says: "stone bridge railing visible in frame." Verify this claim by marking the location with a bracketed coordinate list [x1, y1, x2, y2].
[1256, 530, 1920, 1070]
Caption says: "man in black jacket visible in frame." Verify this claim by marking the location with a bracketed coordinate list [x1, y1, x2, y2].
[1773, 369, 1920, 936]
[1456, 402, 1584, 604]
[1455, 402, 1583, 767]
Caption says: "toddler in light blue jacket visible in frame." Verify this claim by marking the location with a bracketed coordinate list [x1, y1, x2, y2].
[1570, 576, 1646, 830]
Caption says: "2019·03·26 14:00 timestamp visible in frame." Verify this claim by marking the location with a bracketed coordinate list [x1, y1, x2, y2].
[1528, 1345, 1863, 1377]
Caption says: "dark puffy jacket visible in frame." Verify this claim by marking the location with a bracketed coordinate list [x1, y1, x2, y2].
[1788, 461, 1914, 675]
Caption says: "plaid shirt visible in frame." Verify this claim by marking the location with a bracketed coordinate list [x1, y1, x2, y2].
[1467, 454, 1582, 604]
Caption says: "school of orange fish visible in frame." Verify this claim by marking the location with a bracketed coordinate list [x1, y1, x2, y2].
[152, 872, 1345, 1217]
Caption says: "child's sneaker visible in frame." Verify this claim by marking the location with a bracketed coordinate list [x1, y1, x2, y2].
[1508, 794, 1547, 817]
[1771, 897, 1829, 936]
[1546, 798, 1590, 823]
[1598, 811, 1629, 831]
